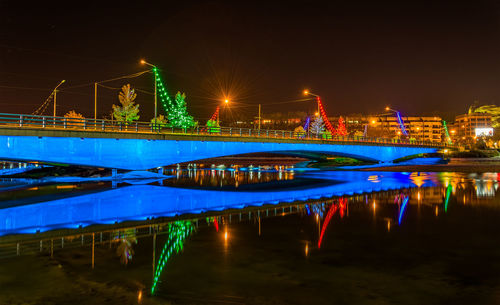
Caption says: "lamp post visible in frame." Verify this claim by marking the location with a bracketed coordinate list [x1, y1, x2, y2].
[141, 60, 157, 125]
[303, 90, 320, 115]
[385, 106, 408, 137]
[53, 80, 66, 119]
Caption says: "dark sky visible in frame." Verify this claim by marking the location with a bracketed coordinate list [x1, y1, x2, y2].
[1, 0, 500, 122]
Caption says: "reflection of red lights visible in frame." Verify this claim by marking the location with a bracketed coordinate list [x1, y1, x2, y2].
[318, 198, 348, 248]
[214, 217, 219, 232]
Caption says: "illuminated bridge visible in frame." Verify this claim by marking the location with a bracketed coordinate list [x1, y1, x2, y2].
[0, 113, 449, 170]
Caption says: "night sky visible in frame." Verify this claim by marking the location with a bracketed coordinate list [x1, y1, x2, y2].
[1, 0, 499, 122]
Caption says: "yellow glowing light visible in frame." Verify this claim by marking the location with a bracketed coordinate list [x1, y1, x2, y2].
[373, 201, 376, 210]
[316, 214, 319, 222]
[305, 243, 309, 256]
[435, 206, 439, 217]
[397, 131, 401, 135]
[140, 59, 146, 64]
[224, 99, 229, 104]
[303, 90, 309, 95]
[138, 290, 143, 303]
[416, 127, 420, 130]
[224, 230, 228, 241]
[387, 220, 391, 231]
[385, 106, 390, 111]
[315, 112, 319, 116]
[451, 130, 456, 134]
[371, 120, 376, 124]
[444, 149, 448, 153]
[417, 191, 421, 200]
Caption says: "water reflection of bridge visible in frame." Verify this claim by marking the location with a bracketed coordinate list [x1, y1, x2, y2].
[0, 170, 459, 259]
[0, 172, 437, 236]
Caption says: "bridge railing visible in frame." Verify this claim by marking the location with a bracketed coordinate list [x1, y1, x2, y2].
[0, 113, 451, 148]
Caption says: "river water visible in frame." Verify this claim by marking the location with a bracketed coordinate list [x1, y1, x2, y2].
[0, 168, 499, 304]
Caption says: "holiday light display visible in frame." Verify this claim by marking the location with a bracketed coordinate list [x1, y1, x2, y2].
[303, 116, 311, 131]
[152, 68, 195, 128]
[316, 97, 337, 135]
[208, 106, 220, 122]
[442, 121, 453, 144]
[151, 220, 194, 295]
[395, 111, 409, 136]
[336, 116, 348, 136]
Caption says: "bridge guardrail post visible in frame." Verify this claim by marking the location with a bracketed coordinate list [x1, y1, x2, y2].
[136, 123, 139, 132]
[83, 119, 86, 130]
[266, 130, 269, 137]
[119, 122, 122, 131]
[229, 128, 232, 136]
[42, 117, 46, 128]
[63, 118, 67, 129]
[19, 115, 23, 127]
[102, 120, 105, 131]
[249, 129, 252, 136]
[239, 128, 242, 136]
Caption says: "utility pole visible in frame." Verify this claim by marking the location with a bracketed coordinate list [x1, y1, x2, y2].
[52, 80, 65, 123]
[258, 104, 261, 131]
[94, 82, 97, 121]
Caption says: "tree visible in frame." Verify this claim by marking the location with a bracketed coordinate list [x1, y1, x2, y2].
[112, 84, 140, 123]
[150, 114, 168, 131]
[167, 92, 195, 128]
[311, 115, 325, 135]
[206, 119, 220, 133]
[294, 125, 306, 138]
[64, 110, 84, 128]
[337, 116, 348, 136]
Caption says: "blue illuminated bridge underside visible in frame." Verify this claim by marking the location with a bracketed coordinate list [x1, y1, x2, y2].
[0, 128, 440, 170]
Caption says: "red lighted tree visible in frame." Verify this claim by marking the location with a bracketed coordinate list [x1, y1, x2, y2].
[336, 116, 348, 136]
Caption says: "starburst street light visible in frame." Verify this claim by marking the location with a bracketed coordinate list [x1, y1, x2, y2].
[140, 59, 158, 124]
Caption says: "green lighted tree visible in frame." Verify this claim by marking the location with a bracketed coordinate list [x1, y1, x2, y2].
[167, 92, 195, 128]
[112, 84, 140, 123]
[206, 118, 220, 133]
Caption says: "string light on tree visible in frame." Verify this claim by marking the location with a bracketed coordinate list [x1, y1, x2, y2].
[336, 116, 348, 136]
[151, 67, 195, 128]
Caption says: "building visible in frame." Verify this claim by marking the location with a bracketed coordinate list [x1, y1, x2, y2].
[453, 113, 493, 141]
[367, 115, 443, 143]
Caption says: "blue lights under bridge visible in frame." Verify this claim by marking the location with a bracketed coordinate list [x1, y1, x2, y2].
[0, 113, 447, 170]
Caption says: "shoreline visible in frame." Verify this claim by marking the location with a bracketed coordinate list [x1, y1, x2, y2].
[359, 164, 500, 173]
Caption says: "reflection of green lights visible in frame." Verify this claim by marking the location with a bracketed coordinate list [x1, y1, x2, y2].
[444, 184, 452, 212]
[151, 220, 194, 295]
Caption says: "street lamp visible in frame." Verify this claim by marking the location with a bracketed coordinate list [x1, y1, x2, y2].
[140, 59, 157, 124]
[385, 106, 408, 137]
[53, 80, 66, 119]
[303, 90, 320, 115]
